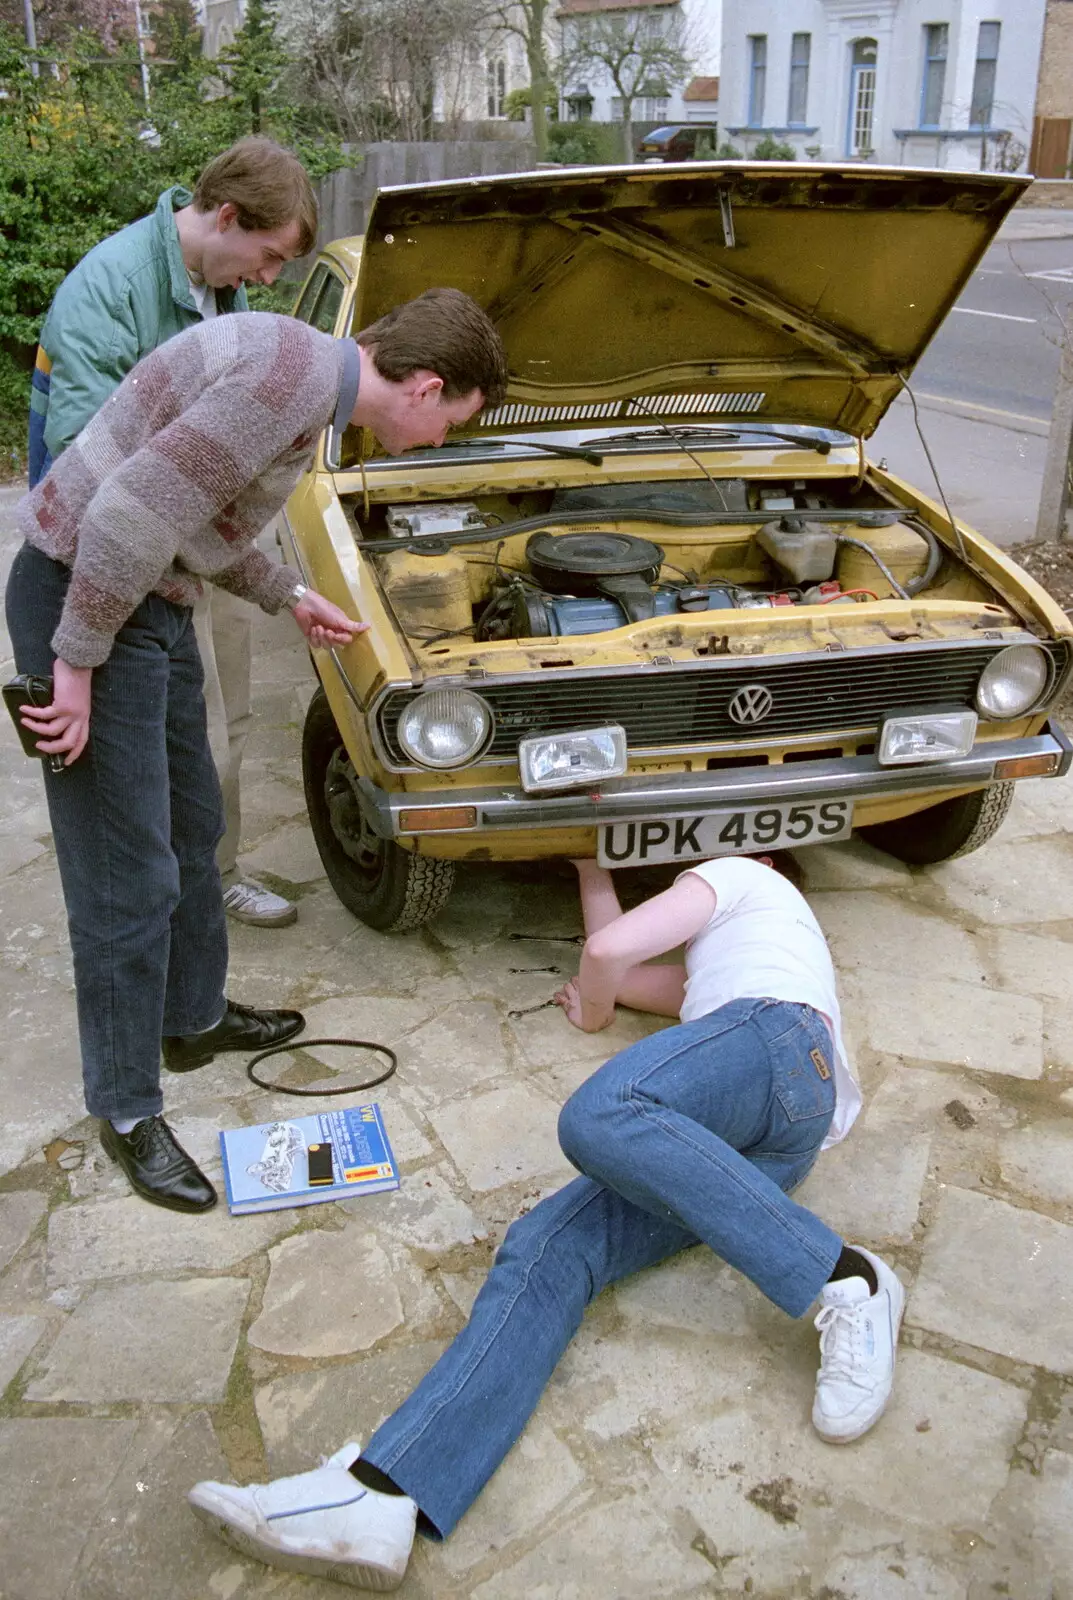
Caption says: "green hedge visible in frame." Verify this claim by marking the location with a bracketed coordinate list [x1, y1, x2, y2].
[0, 13, 345, 478]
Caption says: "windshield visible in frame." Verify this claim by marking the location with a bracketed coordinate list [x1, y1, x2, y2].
[335, 421, 857, 473]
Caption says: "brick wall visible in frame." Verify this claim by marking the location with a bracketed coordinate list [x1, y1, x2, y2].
[1021, 178, 1073, 206]
[1037, 0, 1073, 118]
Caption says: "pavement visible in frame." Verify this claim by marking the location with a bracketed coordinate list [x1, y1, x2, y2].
[1001, 205, 1073, 244]
[0, 484, 1071, 1599]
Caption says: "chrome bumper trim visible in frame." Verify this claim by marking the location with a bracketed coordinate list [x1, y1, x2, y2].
[356, 724, 1070, 837]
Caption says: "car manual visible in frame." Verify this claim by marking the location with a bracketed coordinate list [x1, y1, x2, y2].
[219, 1103, 399, 1215]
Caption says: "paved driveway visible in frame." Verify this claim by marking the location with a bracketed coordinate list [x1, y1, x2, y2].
[0, 485, 1071, 1599]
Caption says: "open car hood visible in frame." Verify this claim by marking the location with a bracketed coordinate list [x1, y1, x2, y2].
[353, 163, 1029, 439]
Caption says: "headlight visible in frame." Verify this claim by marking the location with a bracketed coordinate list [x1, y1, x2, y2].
[975, 645, 1051, 719]
[397, 689, 492, 769]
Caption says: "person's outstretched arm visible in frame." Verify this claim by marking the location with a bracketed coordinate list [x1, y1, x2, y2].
[573, 857, 626, 936]
[556, 868, 716, 1030]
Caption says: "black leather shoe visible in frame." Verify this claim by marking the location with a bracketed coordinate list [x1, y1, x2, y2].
[100, 1116, 217, 1213]
[161, 998, 305, 1074]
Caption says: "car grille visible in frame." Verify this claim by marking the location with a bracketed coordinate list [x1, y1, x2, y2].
[377, 642, 1069, 767]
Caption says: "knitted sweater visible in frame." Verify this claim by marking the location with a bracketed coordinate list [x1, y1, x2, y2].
[16, 312, 345, 668]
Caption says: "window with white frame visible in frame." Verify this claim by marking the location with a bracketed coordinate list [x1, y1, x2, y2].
[747, 35, 767, 127]
[487, 56, 506, 118]
[970, 21, 1000, 128]
[788, 32, 810, 126]
[848, 38, 877, 157]
[920, 23, 948, 128]
[611, 96, 670, 122]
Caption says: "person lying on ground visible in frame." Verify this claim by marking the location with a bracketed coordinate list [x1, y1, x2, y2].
[186, 851, 904, 1590]
[7, 289, 508, 1217]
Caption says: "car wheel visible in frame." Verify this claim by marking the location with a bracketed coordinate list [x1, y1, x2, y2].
[302, 687, 456, 932]
[857, 781, 1014, 866]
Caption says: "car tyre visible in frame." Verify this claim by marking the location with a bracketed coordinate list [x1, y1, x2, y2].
[302, 687, 456, 932]
[857, 780, 1014, 866]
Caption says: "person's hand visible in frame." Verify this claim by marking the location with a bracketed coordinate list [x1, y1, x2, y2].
[554, 976, 614, 1033]
[19, 658, 92, 765]
[292, 589, 370, 651]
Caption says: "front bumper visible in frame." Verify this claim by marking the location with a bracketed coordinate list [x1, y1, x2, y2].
[356, 722, 1071, 838]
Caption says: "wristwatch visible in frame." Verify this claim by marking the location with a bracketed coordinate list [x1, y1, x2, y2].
[284, 582, 309, 611]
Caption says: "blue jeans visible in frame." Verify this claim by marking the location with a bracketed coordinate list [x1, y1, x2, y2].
[365, 997, 842, 1538]
[5, 543, 228, 1120]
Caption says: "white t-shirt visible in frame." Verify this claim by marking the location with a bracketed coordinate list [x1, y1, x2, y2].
[188, 278, 218, 319]
[677, 857, 861, 1148]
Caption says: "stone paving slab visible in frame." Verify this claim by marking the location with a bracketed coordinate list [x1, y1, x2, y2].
[999, 1119, 1073, 1208]
[813, 891, 989, 985]
[26, 1276, 251, 1401]
[0, 1417, 139, 1599]
[71, 1413, 240, 1600]
[255, 1338, 450, 1471]
[464, 1493, 717, 1599]
[646, 1345, 1025, 1589]
[45, 1191, 300, 1285]
[434, 1420, 586, 1576]
[840, 967, 1044, 1077]
[248, 1229, 403, 1357]
[343, 1165, 488, 1255]
[0, 1310, 49, 1391]
[930, 836, 1073, 926]
[0, 1189, 47, 1271]
[982, 925, 1073, 1003]
[911, 1185, 1073, 1372]
[428, 1082, 577, 1193]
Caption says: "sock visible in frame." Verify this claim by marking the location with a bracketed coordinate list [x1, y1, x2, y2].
[827, 1245, 878, 1296]
[110, 1117, 140, 1136]
[349, 1458, 407, 1496]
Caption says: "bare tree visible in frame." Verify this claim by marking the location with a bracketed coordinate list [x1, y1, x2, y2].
[273, 0, 490, 143]
[488, 0, 553, 158]
[559, 3, 694, 161]
[0, 0, 135, 49]
[273, 0, 391, 140]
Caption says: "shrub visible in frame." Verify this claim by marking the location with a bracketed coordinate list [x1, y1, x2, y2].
[547, 121, 621, 166]
[751, 134, 797, 161]
[0, 16, 347, 477]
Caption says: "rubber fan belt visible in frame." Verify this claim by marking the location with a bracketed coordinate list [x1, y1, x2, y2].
[246, 1037, 398, 1096]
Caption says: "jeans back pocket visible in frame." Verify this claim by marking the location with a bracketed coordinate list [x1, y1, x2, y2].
[772, 1024, 837, 1125]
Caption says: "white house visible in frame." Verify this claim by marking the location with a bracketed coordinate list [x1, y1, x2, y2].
[198, 0, 243, 58]
[557, 0, 722, 128]
[720, 0, 1045, 169]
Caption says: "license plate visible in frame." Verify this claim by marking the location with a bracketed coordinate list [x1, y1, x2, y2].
[597, 800, 854, 866]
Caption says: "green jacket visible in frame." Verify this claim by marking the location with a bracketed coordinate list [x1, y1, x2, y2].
[29, 186, 248, 484]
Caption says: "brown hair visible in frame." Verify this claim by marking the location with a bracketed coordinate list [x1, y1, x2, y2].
[356, 288, 508, 410]
[193, 137, 318, 257]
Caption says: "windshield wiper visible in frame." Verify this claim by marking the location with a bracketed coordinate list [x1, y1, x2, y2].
[586, 424, 834, 457]
[436, 437, 604, 465]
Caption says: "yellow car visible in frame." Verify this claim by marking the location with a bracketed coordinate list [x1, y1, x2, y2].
[278, 163, 1072, 932]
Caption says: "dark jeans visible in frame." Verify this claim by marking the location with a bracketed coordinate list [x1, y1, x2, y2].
[5, 543, 228, 1120]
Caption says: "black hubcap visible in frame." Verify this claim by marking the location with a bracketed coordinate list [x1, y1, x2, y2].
[323, 745, 386, 890]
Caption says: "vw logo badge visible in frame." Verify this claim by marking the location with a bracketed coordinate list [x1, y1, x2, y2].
[728, 684, 774, 725]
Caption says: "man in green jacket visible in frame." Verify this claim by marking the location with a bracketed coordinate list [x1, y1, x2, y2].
[29, 135, 317, 928]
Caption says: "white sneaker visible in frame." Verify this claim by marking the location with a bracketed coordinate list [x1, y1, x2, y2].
[223, 878, 297, 928]
[812, 1246, 905, 1444]
[188, 1443, 417, 1590]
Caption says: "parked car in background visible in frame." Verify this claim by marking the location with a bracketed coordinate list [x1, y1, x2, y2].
[277, 163, 1071, 932]
[636, 124, 719, 161]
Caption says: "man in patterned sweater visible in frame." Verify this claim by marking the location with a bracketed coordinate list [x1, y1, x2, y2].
[6, 291, 507, 1214]
[30, 137, 319, 929]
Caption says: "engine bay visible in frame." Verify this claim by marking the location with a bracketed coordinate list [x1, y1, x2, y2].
[349, 476, 1003, 649]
